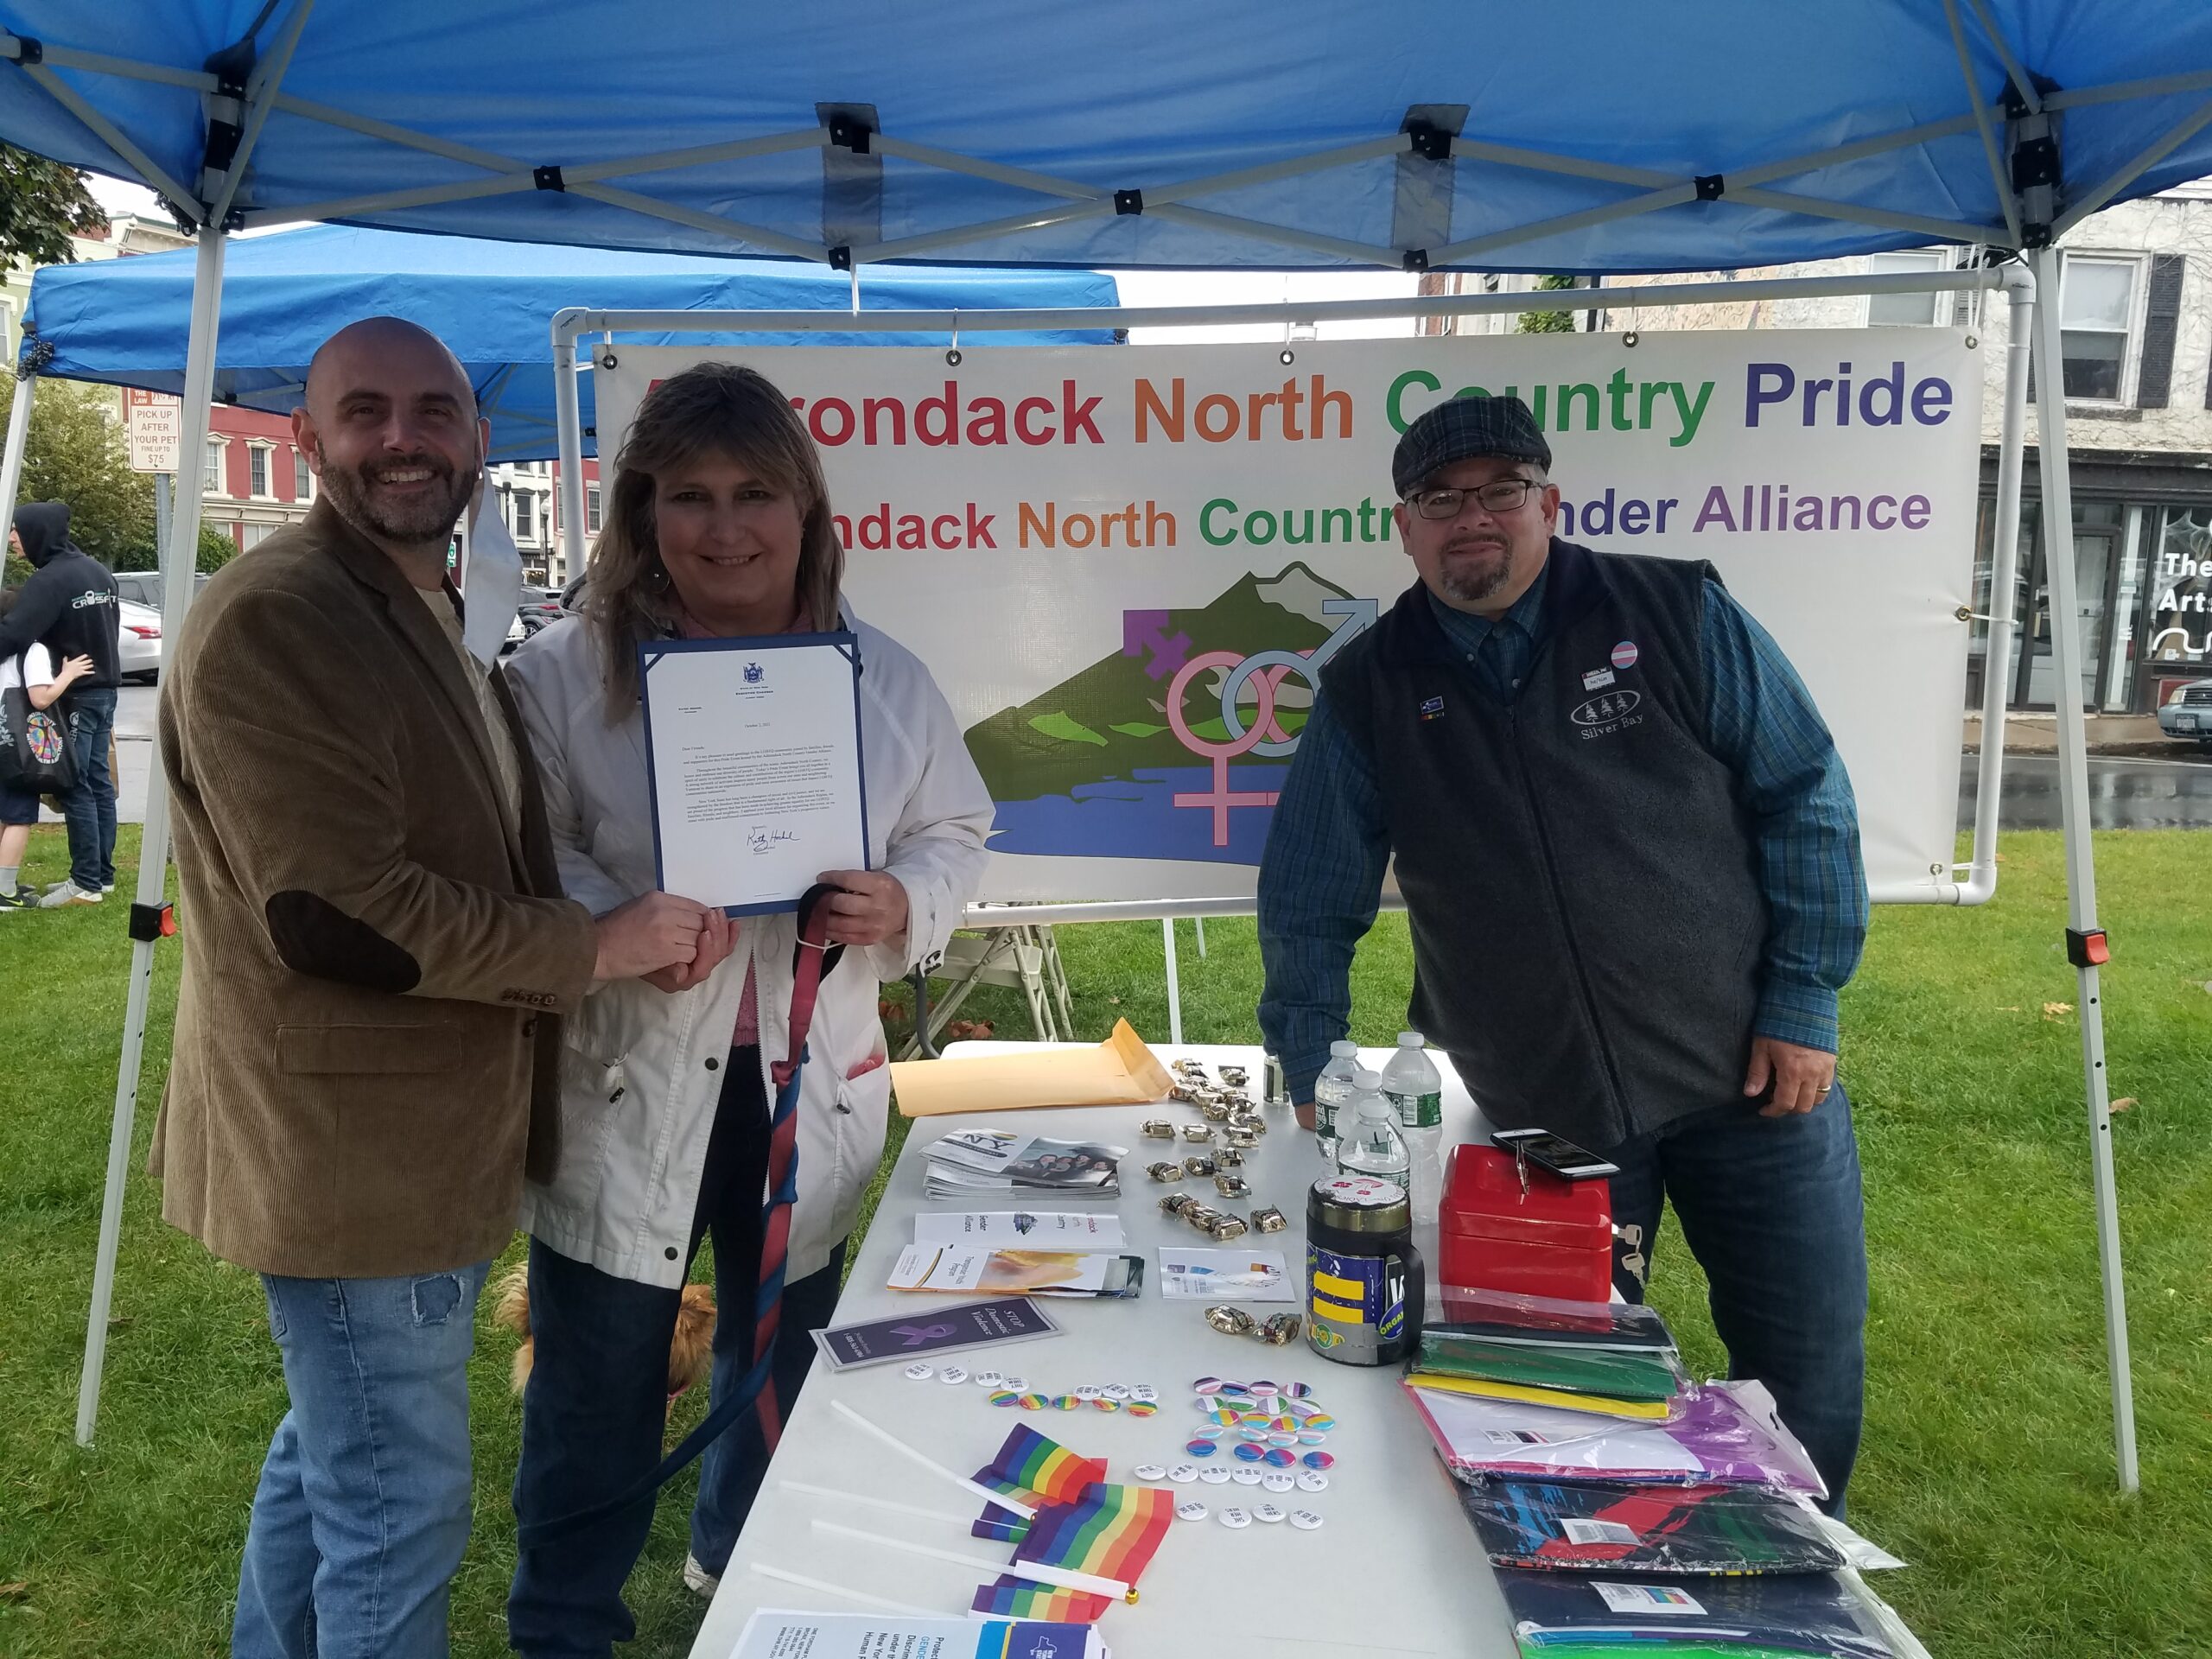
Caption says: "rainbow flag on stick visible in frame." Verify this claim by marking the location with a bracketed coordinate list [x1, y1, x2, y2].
[975, 1425, 1107, 1507]
[970, 1579, 1113, 1624]
[1011, 1483, 1175, 1592]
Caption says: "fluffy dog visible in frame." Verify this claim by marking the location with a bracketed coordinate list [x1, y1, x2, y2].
[493, 1264, 718, 1408]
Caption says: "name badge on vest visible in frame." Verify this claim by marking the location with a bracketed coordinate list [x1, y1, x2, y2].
[1418, 695, 1446, 722]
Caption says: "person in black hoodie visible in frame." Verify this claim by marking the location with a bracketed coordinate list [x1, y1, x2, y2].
[0, 501, 122, 905]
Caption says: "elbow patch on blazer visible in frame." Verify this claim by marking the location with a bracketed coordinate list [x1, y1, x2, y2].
[264, 890, 423, 993]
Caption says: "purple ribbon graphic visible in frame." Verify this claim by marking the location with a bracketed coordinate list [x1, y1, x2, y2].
[893, 1323, 960, 1346]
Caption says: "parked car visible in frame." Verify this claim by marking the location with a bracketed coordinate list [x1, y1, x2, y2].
[515, 582, 567, 638]
[112, 570, 211, 608]
[117, 598, 164, 682]
[2158, 677, 2212, 747]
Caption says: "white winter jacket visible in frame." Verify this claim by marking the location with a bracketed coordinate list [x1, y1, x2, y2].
[503, 609, 992, 1287]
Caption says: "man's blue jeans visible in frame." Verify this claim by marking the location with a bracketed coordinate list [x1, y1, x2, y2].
[233, 1261, 491, 1659]
[59, 686, 118, 890]
[1606, 1084, 1868, 1516]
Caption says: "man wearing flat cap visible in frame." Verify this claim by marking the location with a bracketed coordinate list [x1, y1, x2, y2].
[1258, 392, 1869, 1510]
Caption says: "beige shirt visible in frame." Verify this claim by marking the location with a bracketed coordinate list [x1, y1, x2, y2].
[415, 583, 523, 823]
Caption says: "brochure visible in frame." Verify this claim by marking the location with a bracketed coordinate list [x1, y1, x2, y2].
[889, 1245, 1144, 1299]
[1154, 1247, 1296, 1303]
[925, 1131, 1126, 1199]
[727, 1609, 1108, 1659]
[811, 1297, 1062, 1373]
[914, 1211, 1128, 1249]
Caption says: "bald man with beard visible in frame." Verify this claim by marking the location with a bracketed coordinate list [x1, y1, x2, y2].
[154, 318, 715, 1657]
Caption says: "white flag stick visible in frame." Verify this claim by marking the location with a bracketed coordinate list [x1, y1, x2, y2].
[780, 1478, 980, 1529]
[829, 1398, 1038, 1519]
[742, 1560, 945, 1618]
[811, 1519, 1135, 1603]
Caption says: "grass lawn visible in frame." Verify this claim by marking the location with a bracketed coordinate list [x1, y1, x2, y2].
[2, 823, 2209, 1656]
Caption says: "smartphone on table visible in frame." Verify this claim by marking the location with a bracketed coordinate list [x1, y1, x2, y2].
[1491, 1127, 1620, 1180]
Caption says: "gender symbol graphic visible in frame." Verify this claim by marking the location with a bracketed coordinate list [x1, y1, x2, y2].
[1160, 597, 1376, 847]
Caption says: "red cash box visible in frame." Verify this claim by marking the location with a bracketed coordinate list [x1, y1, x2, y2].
[1438, 1143, 1615, 1306]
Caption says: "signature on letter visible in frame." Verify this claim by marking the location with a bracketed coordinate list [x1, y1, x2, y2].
[748, 825, 800, 855]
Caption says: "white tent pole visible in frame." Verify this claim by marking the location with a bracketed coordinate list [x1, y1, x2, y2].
[552, 314, 589, 582]
[77, 226, 227, 1447]
[2024, 244, 2139, 1494]
[1956, 265, 2037, 905]
[1942, 0, 2025, 249]
[0, 369, 36, 541]
[1161, 918, 1184, 1046]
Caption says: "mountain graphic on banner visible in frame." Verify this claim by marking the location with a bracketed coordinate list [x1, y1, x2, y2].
[967, 563, 1370, 866]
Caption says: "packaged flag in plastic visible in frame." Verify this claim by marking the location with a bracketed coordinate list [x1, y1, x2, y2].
[1497, 1564, 1907, 1657]
[1404, 1377, 1827, 1498]
[1435, 1288, 1677, 1350]
[1417, 1325, 1690, 1404]
[1462, 1479, 1847, 1575]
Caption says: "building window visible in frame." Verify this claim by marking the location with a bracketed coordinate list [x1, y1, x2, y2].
[294, 449, 312, 501]
[204, 437, 225, 495]
[2057, 253, 2142, 403]
[244, 522, 277, 549]
[1866, 250, 1950, 327]
[586, 485, 602, 534]
[248, 444, 270, 499]
[513, 491, 534, 542]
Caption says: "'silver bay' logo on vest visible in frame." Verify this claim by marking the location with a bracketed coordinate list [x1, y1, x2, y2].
[1570, 690, 1643, 727]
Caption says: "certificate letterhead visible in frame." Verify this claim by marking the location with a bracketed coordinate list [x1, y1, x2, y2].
[638, 631, 870, 916]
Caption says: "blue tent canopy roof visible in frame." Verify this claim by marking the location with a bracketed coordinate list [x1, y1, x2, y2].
[22, 226, 1119, 461]
[0, 3, 2207, 275]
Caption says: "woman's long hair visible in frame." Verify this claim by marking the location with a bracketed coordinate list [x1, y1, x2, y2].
[582, 362, 843, 716]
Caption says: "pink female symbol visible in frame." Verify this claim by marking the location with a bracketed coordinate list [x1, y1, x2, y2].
[1166, 650, 1282, 847]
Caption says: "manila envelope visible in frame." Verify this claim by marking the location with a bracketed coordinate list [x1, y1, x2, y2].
[890, 1018, 1173, 1117]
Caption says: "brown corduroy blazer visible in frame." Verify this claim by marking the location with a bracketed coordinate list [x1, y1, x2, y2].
[150, 499, 599, 1279]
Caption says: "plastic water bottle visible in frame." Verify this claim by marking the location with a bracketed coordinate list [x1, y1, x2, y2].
[1382, 1032, 1446, 1268]
[1336, 1069, 1412, 1194]
[1312, 1040, 1361, 1164]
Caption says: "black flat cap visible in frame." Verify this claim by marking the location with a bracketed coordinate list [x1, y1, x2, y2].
[1392, 394, 1552, 498]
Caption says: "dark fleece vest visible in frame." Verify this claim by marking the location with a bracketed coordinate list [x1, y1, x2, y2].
[1323, 539, 1766, 1150]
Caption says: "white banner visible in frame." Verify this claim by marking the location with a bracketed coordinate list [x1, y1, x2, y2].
[596, 330, 1983, 906]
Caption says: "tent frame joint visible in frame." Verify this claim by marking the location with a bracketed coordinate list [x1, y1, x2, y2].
[1114, 188, 1143, 216]
[534, 164, 566, 192]
[1694, 172, 1726, 201]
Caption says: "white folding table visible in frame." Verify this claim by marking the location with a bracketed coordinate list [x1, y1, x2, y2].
[690, 1040, 1513, 1659]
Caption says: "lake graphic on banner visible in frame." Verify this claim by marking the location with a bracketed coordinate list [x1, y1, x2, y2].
[597, 331, 1982, 906]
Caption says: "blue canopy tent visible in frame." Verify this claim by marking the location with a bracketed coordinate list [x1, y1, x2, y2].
[1, 2, 2202, 1491]
[16, 224, 1118, 463]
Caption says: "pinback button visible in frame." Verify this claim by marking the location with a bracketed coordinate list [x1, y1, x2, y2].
[1169, 1464, 1201, 1483]
[902, 1363, 934, 1381]
[1246, 1378, 1279, 1395]
[1284, 1381, 1313, 1399]
[1297, 1471, 1330, 1492]
[1192, 1376, 1227, 1395]
[1301, 1412, 1338, 1431]
[1290, 1510, 1325, 1530]
[1236, 1427, 1269, 1444]
[989, 1390, 1021, 1407]
[1254, 1504, 1287, 1524]
[1302, 1452, 1336, 1470]
[1262, 1448, 1297, 1468]
[1090, 1398, 1120, 1412]
[1231, 1443, 1265, 1463]
[1230, 1467, 1263, 1486]
[1176, 1501, 1209, 1522]
[1262, 1472, 1296, 1492]
[938, 1366, 969, 1385]
[1073, 1386, 1103, 1400]
[1185, 1439, 1219, 1458]
[975, 1370, 1005, 1388]
[1298, 1431, 1328, 1445]
[1132, 1386, 1160, 1403]
[1103, 1384, 1133, 1401]
[1218, 1508, 1252, 1529]
[1125, 1402, 1159, 1418]
[1266, 1433, 1297, 1447]
[1205, 1409, 1240, 1427]
[1001, 1376, 1029, 1391]
[1134, 1463, 1168, 1481]
[1051, 1395, 1079, 1411]
[1199, 1467, 1233, 1484]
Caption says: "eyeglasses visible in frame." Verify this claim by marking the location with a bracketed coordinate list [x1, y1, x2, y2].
[1405, 478, 1544, 520]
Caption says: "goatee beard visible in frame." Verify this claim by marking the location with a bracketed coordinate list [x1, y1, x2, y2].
[1439, 542, 1512, 605]
[317, 443, 474, 546]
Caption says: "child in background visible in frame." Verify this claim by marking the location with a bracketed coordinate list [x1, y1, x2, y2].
[0, 588, 94, 910]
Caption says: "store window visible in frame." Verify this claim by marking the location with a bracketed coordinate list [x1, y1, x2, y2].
[2057, 254, 2141, 403]
[2147, 508, 2212, 677]
[1866, 250, 1949, 327]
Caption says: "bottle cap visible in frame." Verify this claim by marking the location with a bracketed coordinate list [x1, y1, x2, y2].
[1329, 1039, 1358, 1056]
[1351, 1067, 1384, 1090]
[1397, 1031, 1424, 1047]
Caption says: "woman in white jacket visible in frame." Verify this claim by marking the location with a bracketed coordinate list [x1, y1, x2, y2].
[502, 364, 992, 1656]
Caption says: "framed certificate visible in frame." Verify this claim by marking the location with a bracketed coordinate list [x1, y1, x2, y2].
[638, 632, 869, 915]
